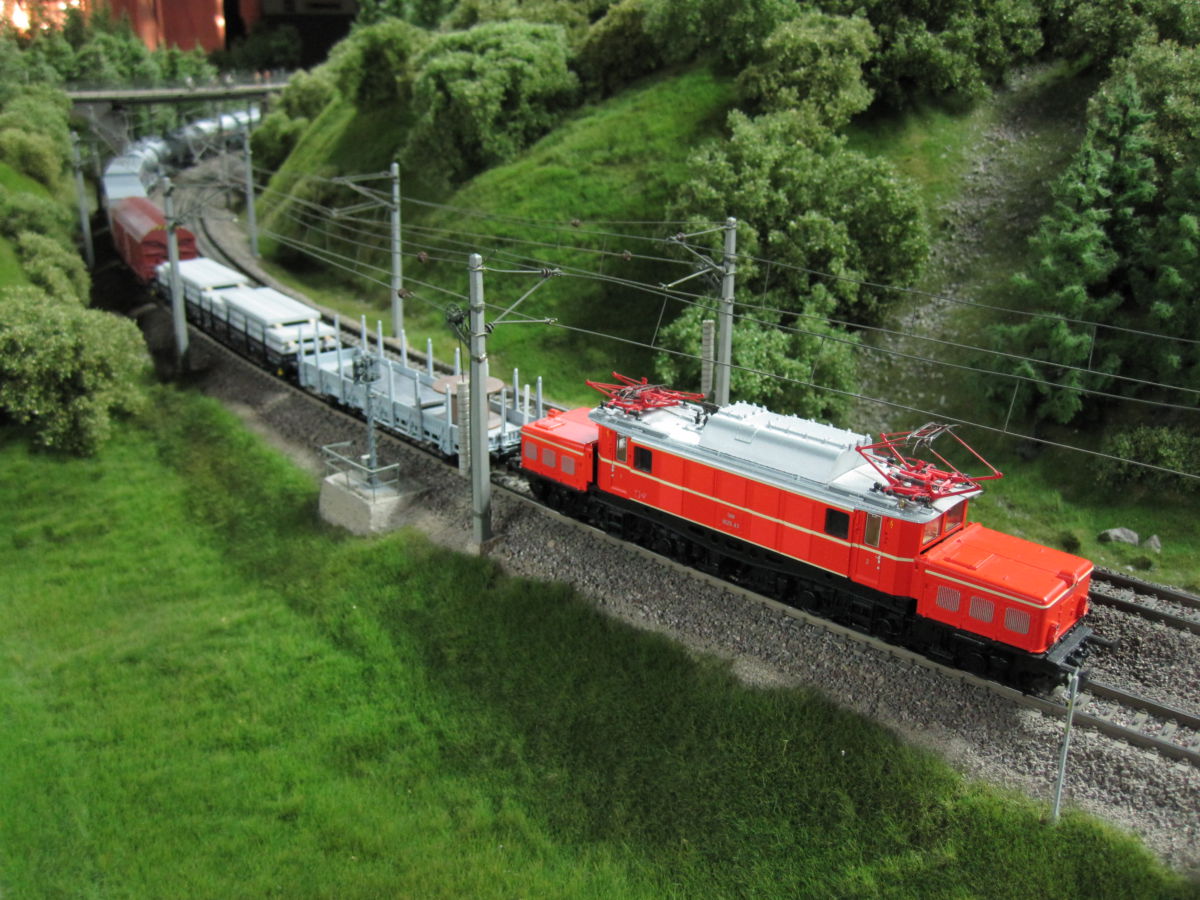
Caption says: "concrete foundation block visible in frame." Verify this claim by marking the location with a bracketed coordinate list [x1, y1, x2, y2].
[318, 471, 424, 536]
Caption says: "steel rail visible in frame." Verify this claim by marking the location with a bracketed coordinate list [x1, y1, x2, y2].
[182, 183, 1200, 770]
[1089, 571, 1200, 637]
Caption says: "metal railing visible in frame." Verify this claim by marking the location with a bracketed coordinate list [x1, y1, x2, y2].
[321, 441, 400, 501]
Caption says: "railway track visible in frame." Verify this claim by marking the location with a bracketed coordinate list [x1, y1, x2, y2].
[183, 193, 1200, 771]
[1089, 570, 1200, 637]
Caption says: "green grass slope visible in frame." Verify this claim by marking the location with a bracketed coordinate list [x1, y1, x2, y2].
[260, 67, 735, 406]
[0, 391, 1196, 897]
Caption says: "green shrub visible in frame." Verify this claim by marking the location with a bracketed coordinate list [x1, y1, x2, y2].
[280, 66, 336, 120]
[575, 0, 663, 97]
[404, 22, 579, 184]
[15, 231, 89, 306]
[327, 18, 431, 107]
[642, 0, 799, 68]
[736, 13, 878, 127]
[0, 190, 72, 242]
[0, 129, 62, 187]
[0, 285, 149, 455]
[251, 110, 311, 172]
[1096, 425, 1200, 494]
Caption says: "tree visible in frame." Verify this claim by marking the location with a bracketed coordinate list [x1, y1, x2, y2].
[736, 12, 878, 128]
[986, 75, 1160, 425]
[823, 0, 1043, 107]
[655, 109, 928, 417]
[403, 22, 579, 184]
[641, 0, 798, 68]
[326, 18, 431, 107]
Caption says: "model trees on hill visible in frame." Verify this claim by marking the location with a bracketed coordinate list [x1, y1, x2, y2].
[989, 41, 1200, 427]
[402, 22, 579, 184]
[655, 109, 928, 421]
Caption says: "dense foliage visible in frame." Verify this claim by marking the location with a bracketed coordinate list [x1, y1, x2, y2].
[0, 284, 148, 454]
[0, 20, 154, 454]
[986, 39, 1200, 432]
[736, 12, 878, 125]
[402, 22, 579, 184]
[657, 109, 928, 418]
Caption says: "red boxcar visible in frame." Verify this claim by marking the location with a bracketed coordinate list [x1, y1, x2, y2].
[109, 196, 197, 282]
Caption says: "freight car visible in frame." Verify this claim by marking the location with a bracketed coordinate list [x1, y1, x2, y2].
[521, 375, 1094, 689]
[109, 195, 198, 282]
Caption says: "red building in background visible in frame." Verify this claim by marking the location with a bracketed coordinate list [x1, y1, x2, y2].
[4, 1, 355, 60]
[107, 1, 262, 54]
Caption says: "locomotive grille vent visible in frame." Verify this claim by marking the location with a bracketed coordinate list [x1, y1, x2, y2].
[935, 586, 960, 612]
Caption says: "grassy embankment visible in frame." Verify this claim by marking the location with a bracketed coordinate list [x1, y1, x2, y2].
[2, 394, 1196, 897]
[0, 160, 45, 287]
[258, 66, 736, 408]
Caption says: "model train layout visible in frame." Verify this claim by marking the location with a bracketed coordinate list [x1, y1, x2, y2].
[100, 119, 1098, 693]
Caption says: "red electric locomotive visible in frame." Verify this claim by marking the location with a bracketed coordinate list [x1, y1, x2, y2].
[522, 375, 1094, 688]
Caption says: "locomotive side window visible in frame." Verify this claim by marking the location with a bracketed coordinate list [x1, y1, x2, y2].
[634, 446, 653, 473]
[542, 448, 556, 467]
[524, 442, 537, 460]
[824, 508, 850, 540]
[921, 518, 940, 544]
[945, 502, 966, 532]
[864, 513, 882, 548]
[616, 434, 628, 463]
[1004, 608, 1030, 635]
[561, 455, 575, 476]
[936, 586, 960, 612]
[969, 596, 994, 623]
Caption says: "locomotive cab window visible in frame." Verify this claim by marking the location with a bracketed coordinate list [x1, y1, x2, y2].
[524, 442, 537, 460]
[944, 501, 966, 533]
[633, 446, 653, 473]
[824, 508, 850, 540]
[616, 434, 628, 463]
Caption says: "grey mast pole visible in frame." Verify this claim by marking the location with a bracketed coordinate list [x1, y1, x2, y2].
[163, 178, 187, 369]
[714, 216, 737, 406]
[468, 253, 492, 546]
[243, 128, 259, 258]
[390, 161, 403, 338]
[70, 132, 94, 270]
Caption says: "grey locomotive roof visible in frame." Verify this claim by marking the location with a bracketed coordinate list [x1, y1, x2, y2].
[590, 400, 969, 520]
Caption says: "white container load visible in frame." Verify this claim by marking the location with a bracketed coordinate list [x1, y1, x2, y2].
[215, 285, 339, 372]
[154, 257, 251, 325]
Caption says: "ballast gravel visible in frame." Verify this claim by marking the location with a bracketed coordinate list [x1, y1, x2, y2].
[186, 335, 1200, 878]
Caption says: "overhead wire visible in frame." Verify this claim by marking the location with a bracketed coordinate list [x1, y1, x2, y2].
[545, 319, 1200, 482]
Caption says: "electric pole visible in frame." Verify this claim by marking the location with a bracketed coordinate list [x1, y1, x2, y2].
[468, 253, 492, 546]
[714, 216, 736, 407]
[70, 132, 94, 270]
[391, 161, 403, 339]
[163, 178, 188, 370]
